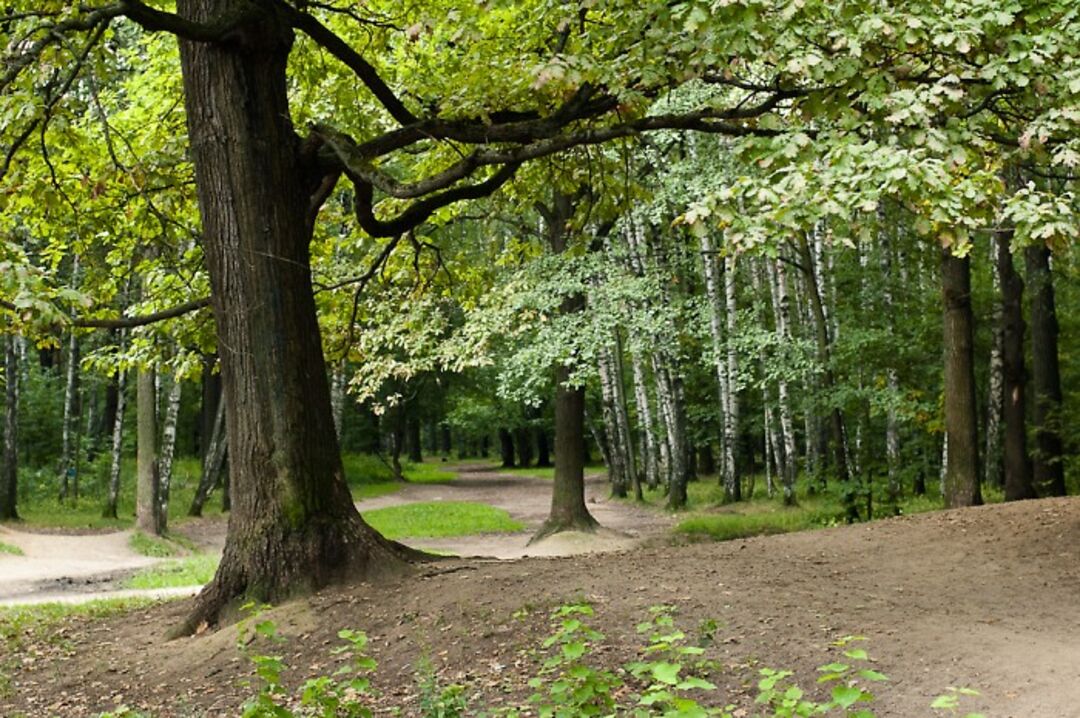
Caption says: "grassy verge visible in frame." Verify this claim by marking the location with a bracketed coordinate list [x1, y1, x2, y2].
[122, 553, 220, 590]
[0, 540, 22, 556]
[630, 473, 984, 543]
[128, 531, 198, 558]
[362, 501, 523, 539]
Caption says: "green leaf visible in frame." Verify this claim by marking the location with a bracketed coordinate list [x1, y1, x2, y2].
[831, 684, 864, 708]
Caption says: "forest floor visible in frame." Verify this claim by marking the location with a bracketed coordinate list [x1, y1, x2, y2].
[0, 469, 1078, 717]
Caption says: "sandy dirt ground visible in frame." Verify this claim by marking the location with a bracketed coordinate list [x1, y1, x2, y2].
[1, 470, 1078, 718]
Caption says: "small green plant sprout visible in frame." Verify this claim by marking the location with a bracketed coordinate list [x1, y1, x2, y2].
[755, 636, 887, 717]
[527, 602, 621, 717]
[235, 602, 377, 717]
[930, 686, 984, 717]
[416, 657, 469, 718]
[625, 605, 724, 717]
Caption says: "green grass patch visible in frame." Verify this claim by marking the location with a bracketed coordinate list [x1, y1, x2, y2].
[0, 540, 22, 556]
[361, 501, 523, 539]
[122, 553, 220, 590]
[127, 531, 197, 557]
[344, 454, 457, 501]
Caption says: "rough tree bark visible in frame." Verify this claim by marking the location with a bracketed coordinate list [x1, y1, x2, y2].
[1025, 244, 1065, 497]
[940, 250, 983, 508]
[135, 368, 163, 534]
[1, 334, 19, 520]
[995, 233, 1036, 500]
[175, 1, 418, 631]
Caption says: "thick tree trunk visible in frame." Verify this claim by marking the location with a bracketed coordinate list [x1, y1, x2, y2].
[532, 362, 598, 541]
[158, 376, 183, 531]
[136, 368, 163, 534]
[2, 334, 19, 520]
[1025, 245, 1066, 497]
[175, 2, 416, 631]
[498, 428, 516, 468]
[189, 394, 226, 517]
[940, 250, 983, 508]
[996, 234, 1036, 500]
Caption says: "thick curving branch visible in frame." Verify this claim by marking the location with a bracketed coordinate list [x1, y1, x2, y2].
[350, 162, 522, 237]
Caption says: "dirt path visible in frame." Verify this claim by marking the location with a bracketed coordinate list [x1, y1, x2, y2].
[0, 465, 667, 605]
[2, 496, 1077, 718]
[356, 464, 676, 557]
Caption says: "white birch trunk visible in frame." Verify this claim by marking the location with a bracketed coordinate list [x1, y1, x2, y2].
[157, 376, 183, 531]
[104, 366, 127, 519]
[722, 254, 740, 501]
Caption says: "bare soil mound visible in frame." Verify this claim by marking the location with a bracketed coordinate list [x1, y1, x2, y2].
[2, 496, 1077, 718]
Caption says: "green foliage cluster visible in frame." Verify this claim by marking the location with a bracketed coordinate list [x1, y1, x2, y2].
[219, 603, 984, 718]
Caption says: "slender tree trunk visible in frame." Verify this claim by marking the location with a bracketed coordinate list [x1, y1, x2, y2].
[610, 333, 640, 500]
[498, 428, 516, 468]
[798, 233, 855, 518]
[59, 329, 80, 502]
[629, 350, 660, 490]
[158, 376, 183, 531]
[878, 227, 902, 511]
[103, 359, 127, 519]
[189, 394, 226, 517]
[984, 243, 1005, 491]
[1025, 245, 1066, 496]
[699, 232, 731, 487]
[1, 334, 19, 520]
[940, 250, 983, 508]
[598, 346, 628, 497]
[722, 255, 742, 502]
[136, 368, 163, 534]
[996, 234, 1036, 500]
[767, 258, 799, 505]
[175, 2, 417, 631]
[330, 360, 346, 442]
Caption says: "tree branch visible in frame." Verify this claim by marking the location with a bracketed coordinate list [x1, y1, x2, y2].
[282, 5, 418, 125]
